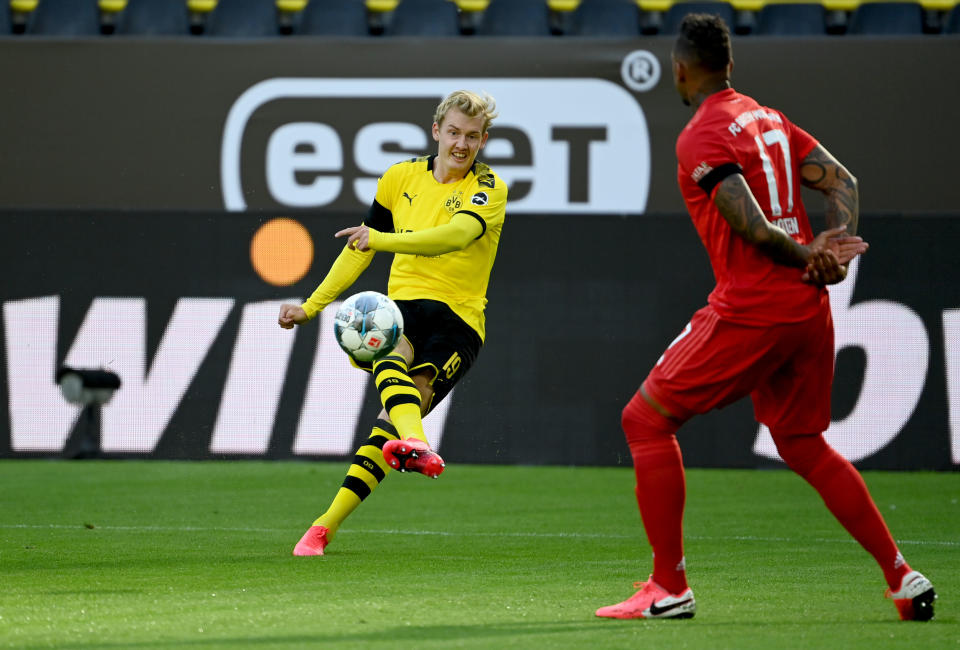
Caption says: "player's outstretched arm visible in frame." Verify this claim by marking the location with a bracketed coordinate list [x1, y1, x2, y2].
[339, 213, 483, 257]
[800, 144, 859, 235]
[277, 238, 375, 329]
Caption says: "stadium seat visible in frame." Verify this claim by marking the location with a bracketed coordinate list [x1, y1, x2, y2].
[821, 0, 859, 33]
[636, 0, 672, 34]
[116, 0, 189, 34]
[25, 0, 101, 35]
[186, 0, 218, 34]
[660, 1, 736, 34]
[948, 3, 960, 31]
[848, 1, 924, 34]
[276, 0, 306, 34]
[387, 0, 459, 35]
[206, 0, 279, 36]
[9, 0, 38, 34]
[451, 0, 490, 34]
[569, 0, 640, 36]
[476, 0, 552, 35]
[547, 0, 581, 34]
[728, 0, 761, 34]
[915, 0, 949, 33]
[98, 0, 127, 34]
[366, 0, 399, 35]
[756, 2, 826, 35]
[297, 0, 369, 35]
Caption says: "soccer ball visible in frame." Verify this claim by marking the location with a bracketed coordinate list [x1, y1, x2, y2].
[333, 291, 404, 363]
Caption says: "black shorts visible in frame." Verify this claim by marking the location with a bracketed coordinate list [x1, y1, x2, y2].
[352, 299, 482, 414]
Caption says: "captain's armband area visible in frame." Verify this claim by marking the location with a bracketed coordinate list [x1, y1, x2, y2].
[364, 200, 394, 233]
[697, 162, 742, 196]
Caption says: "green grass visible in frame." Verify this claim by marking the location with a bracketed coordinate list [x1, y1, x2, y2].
[1, 461, 958, 649]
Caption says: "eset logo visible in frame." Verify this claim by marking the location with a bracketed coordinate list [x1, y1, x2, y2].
[221, 78, 651, 214]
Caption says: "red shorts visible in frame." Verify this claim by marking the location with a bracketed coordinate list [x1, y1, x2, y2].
[643, 301, 834, 435]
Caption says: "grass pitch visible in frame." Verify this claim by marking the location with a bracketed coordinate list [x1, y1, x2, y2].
[1, 460, 957, 649]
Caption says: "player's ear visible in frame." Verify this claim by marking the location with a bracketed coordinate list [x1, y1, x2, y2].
[432, 121, 441, 142]
[727, 58, 734, 78]
[479, 130, 489, 149]
[673, 58, 687, 84]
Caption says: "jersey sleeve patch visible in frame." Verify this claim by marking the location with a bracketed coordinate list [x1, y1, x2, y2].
[473, 161, 496, 189]
[697, 162, 742, 196]
[470, 192, 489, 206]
[364, 199, 394, 233]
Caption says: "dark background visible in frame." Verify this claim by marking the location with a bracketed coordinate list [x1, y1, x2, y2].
[0, 38, 957, 214]
[2, 211, 957, 469]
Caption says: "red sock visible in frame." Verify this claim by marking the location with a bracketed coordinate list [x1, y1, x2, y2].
[622, 391, 688, 595]
[775, 432, 911, 590]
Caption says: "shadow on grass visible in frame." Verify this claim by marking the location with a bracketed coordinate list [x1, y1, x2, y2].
[25, 621, 601, 649]
[25, 615, 949, 650]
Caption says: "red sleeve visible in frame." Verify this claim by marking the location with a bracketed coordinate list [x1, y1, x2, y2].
[786, 115, 819, 161]
[676, 124, 738, 185]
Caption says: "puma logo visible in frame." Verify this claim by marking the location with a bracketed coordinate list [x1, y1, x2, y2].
[403, 192, 417, 206]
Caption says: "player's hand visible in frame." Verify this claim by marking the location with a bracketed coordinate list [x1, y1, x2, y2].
[803, 248, 845, 286]
[802, 226, 869, 286]
[831, 235, 869, 266]
[278, 304, 308, 329]
[335, 224, 371, 252]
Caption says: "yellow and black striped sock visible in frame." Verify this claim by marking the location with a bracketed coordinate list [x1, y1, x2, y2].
[312, 420, 399, 537]
[372, 353, 427, 443]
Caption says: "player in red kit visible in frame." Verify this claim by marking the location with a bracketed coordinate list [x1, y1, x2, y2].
[595, 13, 936, 622]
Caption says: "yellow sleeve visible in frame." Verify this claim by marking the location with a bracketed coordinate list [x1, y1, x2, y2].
[366, 212, 483, 256]
[300, 244, 375, 320]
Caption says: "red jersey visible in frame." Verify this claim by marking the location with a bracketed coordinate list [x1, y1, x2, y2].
[676, 88, 825, 325]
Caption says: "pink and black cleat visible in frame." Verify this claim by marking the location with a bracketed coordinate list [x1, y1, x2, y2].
[382, 438, 445, 478]
[595, 577, 696, 620]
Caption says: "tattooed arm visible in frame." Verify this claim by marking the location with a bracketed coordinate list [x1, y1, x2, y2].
[713, 173, 811, 268]
[712, 164, 866, 284]
[799, 144, 859, 235]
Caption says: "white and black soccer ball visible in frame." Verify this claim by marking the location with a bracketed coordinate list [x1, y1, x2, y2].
[333, 291, 404, 363]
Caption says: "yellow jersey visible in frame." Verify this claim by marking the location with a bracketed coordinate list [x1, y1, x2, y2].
[365, 155, 507, 341]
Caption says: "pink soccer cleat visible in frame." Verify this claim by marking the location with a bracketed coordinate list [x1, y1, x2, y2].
[292, 525, 329, 556]
[595, 577, 696, 620]
[886, 571, 936, 621]
[382, 438, 445, 478]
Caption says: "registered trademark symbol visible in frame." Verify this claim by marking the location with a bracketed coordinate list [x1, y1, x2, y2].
[620, 50, 661, 93]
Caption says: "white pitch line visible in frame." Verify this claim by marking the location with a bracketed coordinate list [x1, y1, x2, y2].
[1, 523, 957, 548]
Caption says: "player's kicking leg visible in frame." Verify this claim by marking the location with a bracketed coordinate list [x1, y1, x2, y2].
[292, 353, 443, 554]
[373, 353, 445, 478]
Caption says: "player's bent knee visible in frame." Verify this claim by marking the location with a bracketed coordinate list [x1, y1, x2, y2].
[772, 432, 830, 478]
[622, 393, 680, 443]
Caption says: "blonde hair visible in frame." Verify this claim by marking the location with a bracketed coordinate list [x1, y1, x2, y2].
[433, 90, 498, 134]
